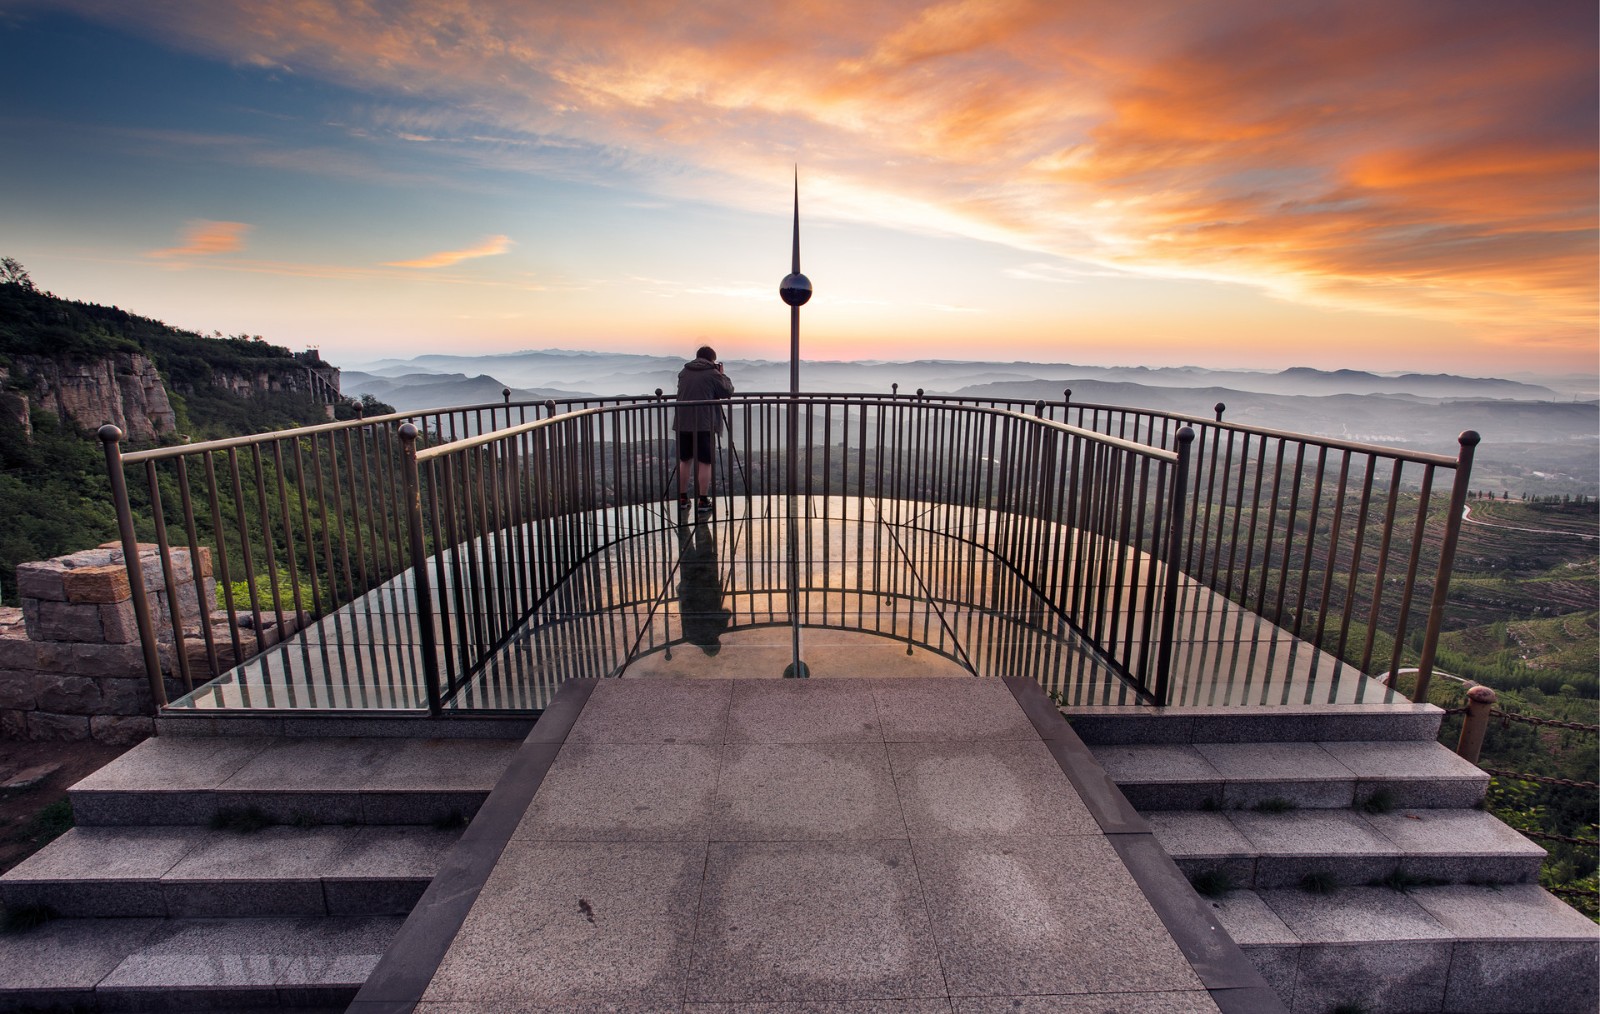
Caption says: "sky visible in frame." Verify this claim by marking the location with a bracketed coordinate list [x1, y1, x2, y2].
[0, 1, 1595, 376]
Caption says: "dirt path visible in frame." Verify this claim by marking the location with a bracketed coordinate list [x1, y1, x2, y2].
[0, 737, 137, 875]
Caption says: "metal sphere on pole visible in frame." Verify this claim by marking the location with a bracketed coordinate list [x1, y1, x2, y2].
[778, 168, 811, 677]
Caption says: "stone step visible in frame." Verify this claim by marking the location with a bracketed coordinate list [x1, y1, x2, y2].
[0, 914, 401, 1012]
[1150, 808, 1548, 890]
[1089, 739, 1487, 810]
[1210, 884, 1599, 1014]
[1066, 703, 1443, 746]
[0, 824, 458, 919]
[67, 734, 520, 826]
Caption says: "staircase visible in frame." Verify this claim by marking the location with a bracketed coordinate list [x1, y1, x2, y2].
[0, 723, 524, 1012]
[1068, 703, 1600, 1014]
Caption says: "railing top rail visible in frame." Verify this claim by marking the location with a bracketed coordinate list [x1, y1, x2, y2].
[117, 401, 525, 464]
[412, 395, 1181, 465]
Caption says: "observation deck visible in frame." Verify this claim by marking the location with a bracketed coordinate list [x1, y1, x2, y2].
[99, 391, 1479, 718]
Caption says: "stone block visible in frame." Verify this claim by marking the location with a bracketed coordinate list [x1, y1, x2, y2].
[100, 600, 139, 643]
[15, 560, 67, 601]
[35, 674, 105, 714]
[91, 715, 154, 745]
[0, 672, 38, 710]
[33, 599, 106, 642]
[0, 632, 45, 669]
[27, 710, 92, 741]
[1, 708, 28, 738]
[61, 564, 132, 604]
[97, 677, 155, 715]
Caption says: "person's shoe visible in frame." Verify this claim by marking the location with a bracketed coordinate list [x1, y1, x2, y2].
[677, 493, 690, 511]
[695, 496, 714, 514]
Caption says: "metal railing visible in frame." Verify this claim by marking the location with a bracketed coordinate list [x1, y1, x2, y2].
[397, 397, 1187, 710]
[103, 389, 1475, 713]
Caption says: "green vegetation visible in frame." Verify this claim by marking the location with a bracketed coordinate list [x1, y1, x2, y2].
[0, 263, 391, 605]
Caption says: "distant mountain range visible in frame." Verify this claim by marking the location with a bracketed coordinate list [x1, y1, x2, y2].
[342, 350, 1598, 492]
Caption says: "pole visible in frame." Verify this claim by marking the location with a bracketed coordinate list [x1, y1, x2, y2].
[1413, 431, 1479, 703]
[100, 425, 167, 711]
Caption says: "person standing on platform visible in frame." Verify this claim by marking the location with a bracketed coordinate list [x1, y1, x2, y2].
[674, 345, 733, 515]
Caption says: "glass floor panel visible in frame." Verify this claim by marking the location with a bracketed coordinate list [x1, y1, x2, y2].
[167, 495, 1397, 713]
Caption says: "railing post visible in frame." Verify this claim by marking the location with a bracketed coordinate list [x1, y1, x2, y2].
[99, 425, 167, 710]
[892, 383, 898, 397]
[399, 423, 443, 716]
[1413, 430, 1480, 703]
[1152, 426, 1194, 706]
[1456, 684, 1497, 763]
[1214, 402, 1226, 422]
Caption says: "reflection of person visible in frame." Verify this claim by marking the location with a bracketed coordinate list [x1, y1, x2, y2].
[674, 345, 733, 515]
[678, 520, 731, 655]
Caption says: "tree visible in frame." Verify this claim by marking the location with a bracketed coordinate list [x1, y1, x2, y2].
[1, 256, 35, 291]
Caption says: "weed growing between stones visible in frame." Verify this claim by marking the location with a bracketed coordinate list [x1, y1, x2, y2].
[1372, 867, 1445, 893]
[1361, 787, 1396, 814]
[1299, 870, 1339, 895]
[25, 799, 73, 846]
[0, 902, 57, 933]
[1189, 869, 1235, 898]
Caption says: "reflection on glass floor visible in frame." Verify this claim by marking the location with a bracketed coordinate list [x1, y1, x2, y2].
[169, 495, 1397, 713]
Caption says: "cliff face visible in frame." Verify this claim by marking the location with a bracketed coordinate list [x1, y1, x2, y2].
[6, 353, 178, 442]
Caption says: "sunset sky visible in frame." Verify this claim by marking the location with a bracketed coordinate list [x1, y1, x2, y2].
[1, 1, 1594, 374]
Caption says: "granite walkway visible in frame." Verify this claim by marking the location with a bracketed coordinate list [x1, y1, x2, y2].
[351, 676, 1283, 1013]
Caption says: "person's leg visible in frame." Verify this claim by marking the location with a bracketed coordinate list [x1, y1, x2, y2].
[695, 431, 715, 506]
[677, 433, 694, 501]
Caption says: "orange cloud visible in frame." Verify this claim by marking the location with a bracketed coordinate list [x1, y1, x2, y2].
[383, 235, 514, 269]
[147, 219, 252, 259]
[69, 0, 1598, 349]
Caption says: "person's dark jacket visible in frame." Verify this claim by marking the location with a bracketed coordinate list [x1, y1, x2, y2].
[673, 357, 734, 432]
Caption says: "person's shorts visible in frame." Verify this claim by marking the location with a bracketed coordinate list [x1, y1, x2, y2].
[678, 431, 715, 464]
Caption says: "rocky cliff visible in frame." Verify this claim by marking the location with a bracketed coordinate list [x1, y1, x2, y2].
[1, 353, 178, 443]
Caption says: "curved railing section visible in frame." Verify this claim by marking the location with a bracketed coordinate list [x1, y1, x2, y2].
[102, 390, 1475, 713]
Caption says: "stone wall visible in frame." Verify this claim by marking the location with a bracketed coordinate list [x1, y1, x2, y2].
[1, 544, 214, 745]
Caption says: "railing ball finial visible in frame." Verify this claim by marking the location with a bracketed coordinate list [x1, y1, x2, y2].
[354, 403, 364, 420]
[1175, 425, 1195, 445]
[97, 423, 124, 445]
[1063, 389, 1071, 406]
[1214, 402, 1226, 421]
[916, 388, 924, 398]
[398, 422, 419, 443]
[1459, 430, 1481, 448]
[1457, 684, 1498, 763]
[1034, 399, 1046, 417]
[655, 388, 664, 398]
[892, 383, 899, 396]
[502, 387, 511, 404]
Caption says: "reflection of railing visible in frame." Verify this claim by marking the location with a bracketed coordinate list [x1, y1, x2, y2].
[397, 397, 1188, 711]
[104, 390, 1476, 713]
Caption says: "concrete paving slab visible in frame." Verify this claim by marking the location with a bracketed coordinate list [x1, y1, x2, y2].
[1259, 887, 1453, 1014]
[687, 839, 944, 1003]
[323, 826, 460, 915]
[688, 1002, 953, 1013]
[568, 678, 732, 744]
[886, 740, 1098, 839]
[0, 917, 162, 1006]
[1409, 885, 1600, 1014]
[514, 742, 722, 841]
[1228, 811, 1398, 888]
[727, 680, 884, 743]
[713, 743, 907, 841]
[1088, 745, 1224, 810]
[872, 678, 1040, 742]
[952, 994, 1220, 1013]
[1145, 812, 1257, 888]
[1191, 744, 1354, 810]
[1317, 740, 1487, 808]
[423, 840, 706, 1008]
[0, 827, 199, 917]
[160, 826, 350, 917]
[1205, 891, 1299, 1009]
[911, 835, 1206, 997]
[71, 736, 272, 792]
[1361, 809, 1546, 884]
